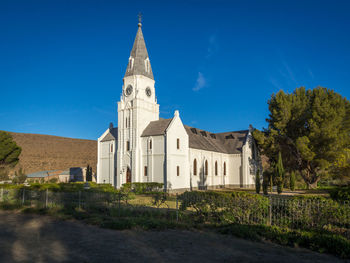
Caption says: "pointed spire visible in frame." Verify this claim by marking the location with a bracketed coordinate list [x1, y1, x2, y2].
[124, 18, 154, 80]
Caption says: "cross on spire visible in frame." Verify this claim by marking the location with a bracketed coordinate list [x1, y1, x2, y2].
[138, 12, 142, 27]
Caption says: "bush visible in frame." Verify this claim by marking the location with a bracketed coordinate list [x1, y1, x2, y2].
[179, 191, 269, 224]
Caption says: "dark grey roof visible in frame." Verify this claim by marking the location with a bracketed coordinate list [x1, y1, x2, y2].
[141, 118, 172, 137]
[141, 118, 249, 154]
[101, 127, 118, 142]
[124, 24, 154, 80]
[184, 126, 249, 154]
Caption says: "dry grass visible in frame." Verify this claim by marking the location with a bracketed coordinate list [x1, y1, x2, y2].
[7, 131, 97, 174]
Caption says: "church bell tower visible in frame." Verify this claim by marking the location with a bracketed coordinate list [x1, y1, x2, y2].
[116, 18, 160, 188]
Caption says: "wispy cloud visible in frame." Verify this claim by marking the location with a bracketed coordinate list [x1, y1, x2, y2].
[193, 72, 206, 91]
[280, 60, 298, 85]
[268, 77, 282, 90]
[206, 34, 219, 59]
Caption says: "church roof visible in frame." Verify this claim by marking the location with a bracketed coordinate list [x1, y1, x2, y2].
[101, 127, 118, 142]
[185, 126, 249, 154]
[124, 23, 154, 80]
[141, 118, 249, 154]
[141, 118, 172, 137]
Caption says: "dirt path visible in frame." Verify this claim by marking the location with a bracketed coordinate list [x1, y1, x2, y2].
[0, 211, 347, 263]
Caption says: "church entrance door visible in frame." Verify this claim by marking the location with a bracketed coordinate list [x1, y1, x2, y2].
[126, 167, 131, 183]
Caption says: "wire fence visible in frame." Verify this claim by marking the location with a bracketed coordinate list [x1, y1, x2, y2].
[1, 188, 349, 236]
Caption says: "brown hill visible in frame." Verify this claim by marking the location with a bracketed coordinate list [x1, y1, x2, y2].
[7, 132, 97, 174]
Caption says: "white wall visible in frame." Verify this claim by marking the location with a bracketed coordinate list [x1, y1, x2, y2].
[165, 111, 189, 190]
[97, 129, 117, 185]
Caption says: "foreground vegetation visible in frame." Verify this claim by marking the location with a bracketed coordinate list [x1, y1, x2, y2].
[1, 183, 350, 259]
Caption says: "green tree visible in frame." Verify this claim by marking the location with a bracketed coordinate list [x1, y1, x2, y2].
[275, 152, 284, 194]
[253, 87, 350, 188]
[290, 171, 296, 191]
[255, 169, 261, 194]
[0, 131, 21, 170]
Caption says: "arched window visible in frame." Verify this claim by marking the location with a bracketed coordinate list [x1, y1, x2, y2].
[224, 162, 226, 176]
[215, 161, 218, 176]
[205, 160, 208, 175]
[193, 159, 197, 176]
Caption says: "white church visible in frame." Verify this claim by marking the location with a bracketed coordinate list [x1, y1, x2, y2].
[97, 21, 261, 191]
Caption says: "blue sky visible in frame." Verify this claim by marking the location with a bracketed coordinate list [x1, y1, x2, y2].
[1, 0, 349, 140]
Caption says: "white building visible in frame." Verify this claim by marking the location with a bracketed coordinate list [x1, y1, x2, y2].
[97, 21, 261, 191]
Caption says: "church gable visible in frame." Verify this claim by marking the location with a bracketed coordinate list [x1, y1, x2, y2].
[100, 127, 118, 142]
[141, 118, 173, 137]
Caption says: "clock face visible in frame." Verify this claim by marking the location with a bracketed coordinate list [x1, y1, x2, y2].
[146, 87, 152, 97]
[125, 85, 133, 96]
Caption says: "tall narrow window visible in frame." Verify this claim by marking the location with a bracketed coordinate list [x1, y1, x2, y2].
[205, 160, 208, 175]
[144, 166, 148, 176]
[126, 117, 128, 128]
[177, 166, 180, 176]
[128, 117, 131, 127]
[149, 139, 152, 150]
[110, 144, 113, 153]
[193, 159, 197, 176]
[126, 141, 130, 151]
[215, 161, 218, 176]
[224, 162, 226, 176]
[177, 138, 180, 149]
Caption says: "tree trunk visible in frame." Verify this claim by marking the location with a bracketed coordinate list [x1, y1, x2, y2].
[301, 169, 320, 189]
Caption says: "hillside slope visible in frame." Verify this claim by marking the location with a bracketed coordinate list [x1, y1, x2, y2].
[7, 132, 97, 174]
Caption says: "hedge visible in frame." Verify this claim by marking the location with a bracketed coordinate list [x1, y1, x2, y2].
[178, 191, 269, 224]
[218, 224, 350, 258]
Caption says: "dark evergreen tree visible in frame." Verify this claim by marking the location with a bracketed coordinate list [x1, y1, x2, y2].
[255, 169, 261, 194]
[290, 171, 296, 191]
[276, 152, 284, 194]
[262, 171, 269, 195]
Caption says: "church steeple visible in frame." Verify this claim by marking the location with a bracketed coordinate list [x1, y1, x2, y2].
[124, 20, 154, 80]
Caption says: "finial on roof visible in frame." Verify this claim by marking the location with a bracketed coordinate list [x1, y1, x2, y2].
[138, 12, 142, 27]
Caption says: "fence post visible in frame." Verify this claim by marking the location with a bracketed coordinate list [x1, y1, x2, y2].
[45, 188, 48, 208]
[78, 190, 81, 209]
[22, 188, 25, 205]
[1, 188, 3, 202]
[268, 196, 272, 226]
[176, 193, 179, 221]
